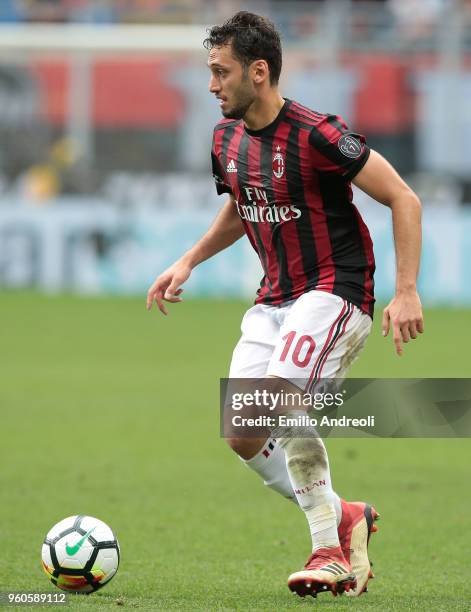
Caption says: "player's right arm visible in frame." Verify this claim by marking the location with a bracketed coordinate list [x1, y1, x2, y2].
[146, 195, 244, 314]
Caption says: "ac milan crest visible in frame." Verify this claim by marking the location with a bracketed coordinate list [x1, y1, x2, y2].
[272, 145, 284, 179]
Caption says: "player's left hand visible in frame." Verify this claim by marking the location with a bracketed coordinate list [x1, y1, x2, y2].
[382, 289, 424, 356]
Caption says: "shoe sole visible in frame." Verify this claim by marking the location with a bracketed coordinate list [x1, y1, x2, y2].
[288, 573, 357, 598]
[346, 504, 380, 597]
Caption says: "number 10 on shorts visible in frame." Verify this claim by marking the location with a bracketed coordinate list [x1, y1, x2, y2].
[280, 331, 316, 368]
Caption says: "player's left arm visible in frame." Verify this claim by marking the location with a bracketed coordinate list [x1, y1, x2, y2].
[352, 149, 424, 356]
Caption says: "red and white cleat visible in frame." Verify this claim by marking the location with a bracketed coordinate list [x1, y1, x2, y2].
[287, 545, 356, 598]
[338, 500, 380, 597]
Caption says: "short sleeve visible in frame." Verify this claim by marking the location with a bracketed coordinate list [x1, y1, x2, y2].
[211, 151, 233, 196]
[309, 115, 370, 180]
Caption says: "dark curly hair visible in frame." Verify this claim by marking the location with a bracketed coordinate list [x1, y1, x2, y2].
[203, 11, 282, 86]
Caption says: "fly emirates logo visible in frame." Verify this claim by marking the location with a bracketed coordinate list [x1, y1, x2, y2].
[235, 186, 301, 223]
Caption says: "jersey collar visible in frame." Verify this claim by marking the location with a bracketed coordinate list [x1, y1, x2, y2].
[244, 98, 292, 137]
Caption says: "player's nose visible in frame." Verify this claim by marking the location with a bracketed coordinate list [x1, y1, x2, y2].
[209, 75, 220, 94]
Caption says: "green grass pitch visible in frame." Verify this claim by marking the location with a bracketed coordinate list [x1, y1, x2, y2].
[0, 293, 470, 610]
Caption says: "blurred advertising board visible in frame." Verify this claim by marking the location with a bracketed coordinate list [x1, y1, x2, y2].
[0, 198, 470, 306]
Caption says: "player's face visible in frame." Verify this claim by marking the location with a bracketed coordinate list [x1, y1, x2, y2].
[208, 44, 256, 120]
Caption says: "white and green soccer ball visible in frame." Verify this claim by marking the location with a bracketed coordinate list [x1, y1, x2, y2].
[41, 515, 120, 594]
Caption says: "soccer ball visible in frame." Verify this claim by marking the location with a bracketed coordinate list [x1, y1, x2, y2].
[41, 515, 120, 594]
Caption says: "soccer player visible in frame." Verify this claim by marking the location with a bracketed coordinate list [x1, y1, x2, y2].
[147, 11, 424, 599]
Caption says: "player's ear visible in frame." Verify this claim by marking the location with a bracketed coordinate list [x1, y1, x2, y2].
[252, 60, 269, 84]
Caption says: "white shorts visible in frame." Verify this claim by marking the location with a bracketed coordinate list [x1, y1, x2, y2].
[229, 290, 372, 391]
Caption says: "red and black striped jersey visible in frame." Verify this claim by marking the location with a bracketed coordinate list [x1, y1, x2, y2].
[211, 98, 375, 317]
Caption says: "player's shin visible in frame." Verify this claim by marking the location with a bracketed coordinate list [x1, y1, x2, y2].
[239, 436, 342, 521]
[274, 413, 340, 552]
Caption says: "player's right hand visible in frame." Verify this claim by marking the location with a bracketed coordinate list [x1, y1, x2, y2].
[146, 260, 192, 315]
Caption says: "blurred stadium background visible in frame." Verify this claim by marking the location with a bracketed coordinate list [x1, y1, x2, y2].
[0, 0, 470, 305]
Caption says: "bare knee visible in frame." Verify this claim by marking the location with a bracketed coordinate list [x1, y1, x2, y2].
[226, 437, 268, 460]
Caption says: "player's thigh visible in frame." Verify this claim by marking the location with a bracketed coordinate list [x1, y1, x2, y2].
[229, 304, 279, 378]
[266, 291, 372, 388]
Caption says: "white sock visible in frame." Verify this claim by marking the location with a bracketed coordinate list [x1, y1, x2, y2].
[305, 503, 339, 551]
[277, 417, 341, 552]
[332, 492, 342, 526]
[242, 438, 296, 501]
[242, 438, 343, 525]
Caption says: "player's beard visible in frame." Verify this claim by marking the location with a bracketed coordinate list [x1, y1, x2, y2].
[222, 72, 256, 120]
